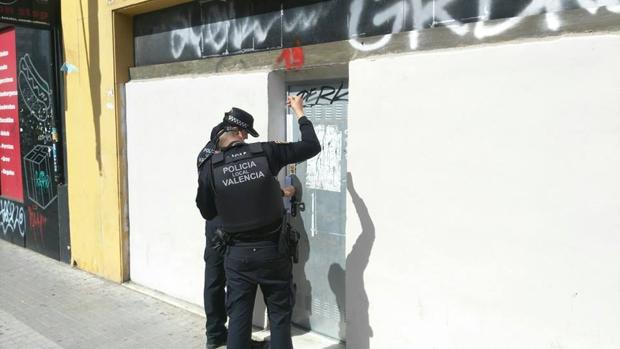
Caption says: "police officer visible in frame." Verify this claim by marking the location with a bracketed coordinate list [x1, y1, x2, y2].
[197, 123, 297, 349]
[197, 123, 228, 349]
[196, 96, 320, 349]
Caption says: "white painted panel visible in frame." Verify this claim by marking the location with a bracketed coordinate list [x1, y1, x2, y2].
[348, 34, 620, 348]
[125, 72, 270, 306]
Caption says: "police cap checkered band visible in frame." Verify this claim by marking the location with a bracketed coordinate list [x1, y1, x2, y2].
[226, 115, 249, 129]
[223, 107, 259, 137]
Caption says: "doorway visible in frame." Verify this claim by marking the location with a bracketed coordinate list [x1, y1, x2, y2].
[286, 79, 348, 341]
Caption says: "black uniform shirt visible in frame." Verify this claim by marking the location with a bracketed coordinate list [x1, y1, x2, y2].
[196, 116, 321, 221]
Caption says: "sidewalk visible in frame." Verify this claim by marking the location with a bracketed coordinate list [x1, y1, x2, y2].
[0, 240, 343, 349]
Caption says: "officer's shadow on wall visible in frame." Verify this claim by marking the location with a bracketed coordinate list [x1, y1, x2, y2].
[326, 172, 375, 349]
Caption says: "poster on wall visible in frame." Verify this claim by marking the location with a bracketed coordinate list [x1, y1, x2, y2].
[0, 27, 25, 202]
[0, 27, 26, 246]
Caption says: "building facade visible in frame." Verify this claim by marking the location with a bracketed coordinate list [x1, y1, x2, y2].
[54, 0, 620, 347]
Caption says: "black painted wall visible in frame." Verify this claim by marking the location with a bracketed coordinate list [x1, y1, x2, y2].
[134, 0, 619, 66]
[15, 26, 62, 260]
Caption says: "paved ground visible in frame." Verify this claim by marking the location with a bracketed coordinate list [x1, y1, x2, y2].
[0, 240, 343, 349]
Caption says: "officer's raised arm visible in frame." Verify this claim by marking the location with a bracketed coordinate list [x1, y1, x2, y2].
[265, 96, 321, 172]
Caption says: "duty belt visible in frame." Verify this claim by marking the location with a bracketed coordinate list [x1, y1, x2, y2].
[229, 225, 281, 243]
[211, 217, 299, 263]
[211, 220, 282, 255]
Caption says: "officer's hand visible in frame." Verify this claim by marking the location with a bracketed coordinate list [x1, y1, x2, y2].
[287, 95, 305, 119]
[281, 186, 296, 198]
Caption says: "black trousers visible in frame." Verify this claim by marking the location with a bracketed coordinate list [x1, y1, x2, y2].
[225, 240, 294, 349]
[204, 217, 228, 344]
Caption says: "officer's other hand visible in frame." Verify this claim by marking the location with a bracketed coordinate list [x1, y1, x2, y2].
[287, 95, 305, 119]
[281, 186, 296, 198]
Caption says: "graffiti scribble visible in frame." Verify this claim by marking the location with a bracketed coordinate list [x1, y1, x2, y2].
[35, 170, 50, 189]
[18, 54, 52, 122]
[0, 198, 26, 237]
[276, 46, 304, 70]
[27, 205, 47, 243]
[136, 0, 620, 65]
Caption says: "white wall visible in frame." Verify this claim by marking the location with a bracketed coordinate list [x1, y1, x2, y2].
[124, 33, 620, 347]
[125, 71, 270, 306]
[347, 34, 620, 348]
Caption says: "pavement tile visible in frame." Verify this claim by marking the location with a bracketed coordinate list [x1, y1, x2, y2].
[0, 239, 343, 349]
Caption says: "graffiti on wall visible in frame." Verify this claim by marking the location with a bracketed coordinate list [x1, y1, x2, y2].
[296, 82, 349, 107]
[24, 145, 57, 209]
[276, 44, 304, 70]
[27, 205, 46, 243]
[350, 0, 620, 50]
[11, 27, 62, 259]
[0, 198, 26, 237]
[18, 53, 52, 122]
[134, 0, 620, 66]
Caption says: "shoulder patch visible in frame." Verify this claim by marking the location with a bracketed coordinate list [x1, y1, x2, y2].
[197, 142, 216, 170]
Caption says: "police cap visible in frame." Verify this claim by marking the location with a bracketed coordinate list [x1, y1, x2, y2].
[223, 107, 259, 138]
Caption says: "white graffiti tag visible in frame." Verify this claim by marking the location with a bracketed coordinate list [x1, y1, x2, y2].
[18, 54, 53, 122]
[171, 26, 202, 59]
[202, 21, 230, 53]
[0, 199, 26, 237]
[229, 16, 280, 51]
[283, 8, 329, 32]
[348, 0, 398, 51]
[151, 0, 620, 61]
[349, 0, 471, 50]
[348, 0, 620, 50]
[173, 14, 281, 58]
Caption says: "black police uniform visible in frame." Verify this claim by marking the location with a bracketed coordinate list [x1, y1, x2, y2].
[203, 216, 227, 345]
[197, 125, 228, 347]
[196, 116, 320, 349]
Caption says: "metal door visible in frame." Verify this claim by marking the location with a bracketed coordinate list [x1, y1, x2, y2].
[287, 80, 348, 341]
